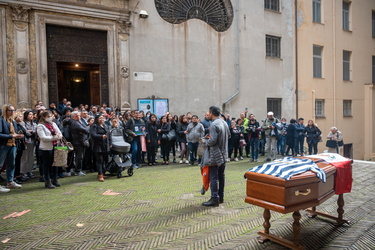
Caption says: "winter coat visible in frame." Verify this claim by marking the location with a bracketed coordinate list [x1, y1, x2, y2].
[36, 122, 62, 151]
[90, 123, 111, 153]
[176, 123, 188, 143]
[70, 119, 90, 147]
[186, 122, 205, 143]
[304, 125, 321, 145]
[145, 121, 159, 147]
[285, 123, 297, 146]
[202, 118, 230, 167]
[158, 122, 171, 141]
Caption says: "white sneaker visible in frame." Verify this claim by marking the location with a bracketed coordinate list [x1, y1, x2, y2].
[63, 172, 71, 177]
[77, 171, 86, 176]
[234, 157, 239, 162]
[0, 185, 10, 193]
[6, 182, 22, 189]
[179, 160, 183, 164]
[185, 160, 189, 164]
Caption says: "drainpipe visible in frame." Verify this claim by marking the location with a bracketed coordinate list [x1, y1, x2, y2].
[222, 0, 240, 112]
[295, 0, 299, 119]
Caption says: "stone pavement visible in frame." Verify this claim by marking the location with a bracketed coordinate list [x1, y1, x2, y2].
[0, 159, 374, 249]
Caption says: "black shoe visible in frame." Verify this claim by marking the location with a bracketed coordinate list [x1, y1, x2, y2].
[173, 158, 176, 163]
[39, 177, 45, 182]
[219, 197, 224, 204]
[52, 178, 61, 187]
[45, 179, 56, 189]
[202, 197, 219, 207]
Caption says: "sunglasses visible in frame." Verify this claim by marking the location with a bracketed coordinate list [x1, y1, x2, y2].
[7, 110, 15, 112]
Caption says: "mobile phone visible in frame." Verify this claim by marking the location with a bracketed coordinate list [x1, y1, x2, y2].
[245, 108, 248, 111]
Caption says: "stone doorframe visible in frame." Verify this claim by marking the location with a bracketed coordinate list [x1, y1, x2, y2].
[35, 12, 119, 106]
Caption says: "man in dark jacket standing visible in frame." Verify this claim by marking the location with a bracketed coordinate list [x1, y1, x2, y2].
[70, 111, 90, 176]
[202, 106, 230, 207]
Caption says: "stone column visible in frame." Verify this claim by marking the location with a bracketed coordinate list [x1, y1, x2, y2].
[0, 7, 8, 105]
[118, 20, 131, 110]
[11, 5, 31, 108]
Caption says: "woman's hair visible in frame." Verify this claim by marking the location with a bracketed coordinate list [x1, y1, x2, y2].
[236, 118, 242, 125]
[23, 110, 33, 122]
[148, 114, 157, 123]
[87, 116, 94, 124]
[308, 120, 315, 126]
[1, 104, 13, 118]
[94, 114, 105, 124]
[38, 110, 52, 124]
[160, 115, 167, 123]
[179, 115, 186, 124]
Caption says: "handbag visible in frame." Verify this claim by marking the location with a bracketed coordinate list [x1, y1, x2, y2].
[338, 140, 344, 147]
[53, 146, 68, 167]
[61, 137, 74, 151]
[239, 139, 246, 147]
[166, 129, 176, 141]
[326, 139, 337, 148]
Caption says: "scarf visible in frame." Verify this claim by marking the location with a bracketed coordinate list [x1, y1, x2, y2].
[44, 122, 57, 146]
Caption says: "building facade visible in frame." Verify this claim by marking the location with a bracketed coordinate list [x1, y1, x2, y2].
[296, 0, 375, 160]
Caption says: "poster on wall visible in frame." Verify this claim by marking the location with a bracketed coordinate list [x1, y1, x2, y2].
[154, 99, 169, 117]
[137, 99, 154, 114]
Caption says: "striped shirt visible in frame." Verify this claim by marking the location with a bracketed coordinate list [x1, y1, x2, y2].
[248, 157, 326, 182]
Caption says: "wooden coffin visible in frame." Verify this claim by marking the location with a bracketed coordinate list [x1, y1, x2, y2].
[244, 160, 336, 214]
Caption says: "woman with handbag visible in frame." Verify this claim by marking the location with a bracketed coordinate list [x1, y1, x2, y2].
[177, 115, 189, 164]
[326, 127, 343, 154]
[158, 115, 171, 165]
[36, 111, 63, 189]
[90, 114, 110, 182]
[167, 113, 177, 163]
[304, 120, 321, 155]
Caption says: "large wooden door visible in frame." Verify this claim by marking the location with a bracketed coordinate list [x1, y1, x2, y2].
[90, 71, 101, 106]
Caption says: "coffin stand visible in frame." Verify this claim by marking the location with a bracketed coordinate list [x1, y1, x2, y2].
[245, 158, 350, 249]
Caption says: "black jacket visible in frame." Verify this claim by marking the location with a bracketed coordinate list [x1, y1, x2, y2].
[304, 125, 321, 145]
[145, 122, 159, 147]
[90, 124, 111, 153]
[176, 123, 188, 142]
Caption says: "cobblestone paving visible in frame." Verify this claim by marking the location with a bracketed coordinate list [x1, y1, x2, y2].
[0, 158, 374, 249]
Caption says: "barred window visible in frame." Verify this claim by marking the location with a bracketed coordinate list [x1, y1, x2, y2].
[343, 50, 351, 81]
[266, 35, 281, 58]
[267, 98, 282, 119]
[315, 99, 325, 117]
[313, 0, 321, 23]
[154, 0, 234, 32]
[343, 100, 352, 117]
[342, 1, 350, 30]
[313, 45, 323, 78]
[265, 0, 279, 12]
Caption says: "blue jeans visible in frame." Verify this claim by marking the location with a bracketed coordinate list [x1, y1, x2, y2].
[131, 136, 141, 164]
[277, 135, 286, 155]
[249, 137, 259, 160]
[0, 145, 17, 183]
[188, 142, 198, 163]
[209, 164, 226, 199]
[40, 149, 57, 180]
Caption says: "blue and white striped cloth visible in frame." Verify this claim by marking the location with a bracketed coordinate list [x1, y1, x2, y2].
[248, 157, 326, 182]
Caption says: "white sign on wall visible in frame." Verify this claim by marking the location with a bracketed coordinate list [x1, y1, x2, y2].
[133, 72, 153, 81]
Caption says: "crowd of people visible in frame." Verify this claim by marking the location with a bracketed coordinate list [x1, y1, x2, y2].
[0, 98, 344, 194]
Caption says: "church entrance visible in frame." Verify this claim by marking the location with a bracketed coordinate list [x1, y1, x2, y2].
[56, 62, 100, 107]
[46, 24, 108, 107]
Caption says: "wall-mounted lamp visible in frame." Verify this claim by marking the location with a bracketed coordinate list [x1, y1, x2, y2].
[139, 10, 148, 19]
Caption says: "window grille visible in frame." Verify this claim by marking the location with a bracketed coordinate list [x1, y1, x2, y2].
[154, 0, 234, 32]
[315, 99, 325, 117]
[265, 0, 279, 12]
[267, 98, 282, 119]
[266, 35, 281, 58]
